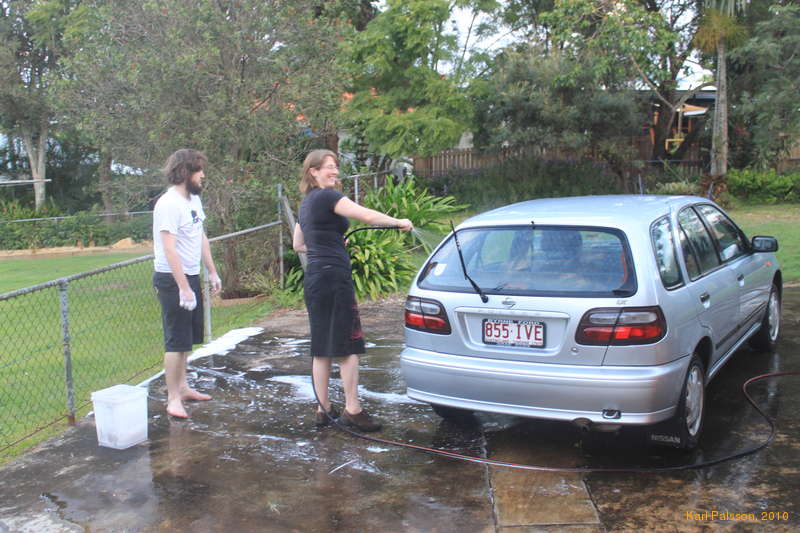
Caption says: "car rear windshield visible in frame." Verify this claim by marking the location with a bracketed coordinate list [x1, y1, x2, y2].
[417, 225, 637, 297]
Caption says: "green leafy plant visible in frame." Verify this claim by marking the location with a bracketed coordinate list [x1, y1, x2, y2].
[727, 168, 800, 204]
[363, 176, 467, 229]
[363, 176, 467, 255]
[0, 201, 150, 250]
[347, 227, 417, 301]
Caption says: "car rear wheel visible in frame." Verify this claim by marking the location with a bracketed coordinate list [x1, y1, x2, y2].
[749, 282, 781, 352]
[674, 355, 705, 450]
[430, 403, 474, 420]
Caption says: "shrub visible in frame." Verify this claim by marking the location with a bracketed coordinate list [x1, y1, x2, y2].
[362, 176, 468, 232]
[727, 168, 800, 203]
[0, 201, 151, 250]
[347, 227, 417, 301]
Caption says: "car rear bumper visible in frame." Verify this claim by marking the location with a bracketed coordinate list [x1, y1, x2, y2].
[400, 347, 689, 425]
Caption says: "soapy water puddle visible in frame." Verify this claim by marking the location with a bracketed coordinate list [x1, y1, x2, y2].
[2, 321, 798, 533]
[3, 295, 799, 533]
[171, 329, 800, 476]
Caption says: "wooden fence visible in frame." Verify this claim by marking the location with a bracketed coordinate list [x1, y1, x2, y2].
[414, 139, 799, 178]
[413, 136, 664, 178]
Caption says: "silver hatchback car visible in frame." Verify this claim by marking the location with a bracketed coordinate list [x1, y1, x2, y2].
[401, 195, 781, 448]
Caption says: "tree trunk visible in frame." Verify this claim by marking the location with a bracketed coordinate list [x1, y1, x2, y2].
[20, 118, 49, 210]
[98, 149, 114, 221]
[710, 41, 728, 178]
[650, 90, 679, 163]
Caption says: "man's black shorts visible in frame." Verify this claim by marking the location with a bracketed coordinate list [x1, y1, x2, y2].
[153, 272, 204, 352]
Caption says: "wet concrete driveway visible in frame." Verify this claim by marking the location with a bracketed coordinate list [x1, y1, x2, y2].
[1, 290, 799, 532]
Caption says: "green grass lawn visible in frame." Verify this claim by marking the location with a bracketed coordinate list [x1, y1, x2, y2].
[0, 251, 148, 294]
[0, 251, 276, 464]
[726, 203, 800, 283]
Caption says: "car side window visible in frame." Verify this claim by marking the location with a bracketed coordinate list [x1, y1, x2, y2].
[677, 207, 720, 276]
[695, 204, 747, 262]
[678, 227, 701, 279]
[650, 216, 682, 288]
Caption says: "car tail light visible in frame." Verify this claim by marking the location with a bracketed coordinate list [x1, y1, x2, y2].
[405, 296, 451, 335]
[576, 306, 666, 346]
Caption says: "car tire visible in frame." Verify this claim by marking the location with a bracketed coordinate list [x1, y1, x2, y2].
[430, 403, 474, 420]
[748, 282, 781, 353]
[673, 355, 706, 450]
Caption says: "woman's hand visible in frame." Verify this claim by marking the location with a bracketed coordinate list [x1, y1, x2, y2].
[396, 218, 413, 232]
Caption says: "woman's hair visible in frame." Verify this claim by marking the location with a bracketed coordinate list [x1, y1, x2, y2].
[300, 149, 338, 195]
[163, 149, 208, 185]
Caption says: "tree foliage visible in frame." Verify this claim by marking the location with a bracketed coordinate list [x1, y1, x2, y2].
[0, 0, 87, 208]
[54, 0, 348, 291]
[495, 0, 702, 162]
[57, 0, 346, 211]
[339, 0, 473, 161]
[729, 4, 800, 167]
[695, 2, 750, 180]
[471, 44, 645, 190]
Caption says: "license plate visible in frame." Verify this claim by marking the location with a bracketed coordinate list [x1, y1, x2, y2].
[482, 319, 545, 347]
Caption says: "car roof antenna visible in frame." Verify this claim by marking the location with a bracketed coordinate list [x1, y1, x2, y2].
[450, 221, 489, 303]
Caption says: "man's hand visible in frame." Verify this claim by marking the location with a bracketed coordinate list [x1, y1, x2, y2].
[179, 287, 197, 311]
[209, 273, 222, 295]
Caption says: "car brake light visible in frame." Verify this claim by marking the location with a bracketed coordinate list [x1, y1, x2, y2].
[405, 296, 451, 335]
[576, 306, 666, 346]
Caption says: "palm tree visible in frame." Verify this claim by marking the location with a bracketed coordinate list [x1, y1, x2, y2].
[694, 1, 749, 186]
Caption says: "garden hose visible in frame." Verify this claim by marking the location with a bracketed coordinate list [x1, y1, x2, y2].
[313, 370, 800, 473]
[344, 225, 401, 241]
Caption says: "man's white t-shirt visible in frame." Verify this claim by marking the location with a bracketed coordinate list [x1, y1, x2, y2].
[152, 187, 206, 275]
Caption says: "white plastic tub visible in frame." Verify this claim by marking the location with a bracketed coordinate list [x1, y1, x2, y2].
[91, 384, 148, 449]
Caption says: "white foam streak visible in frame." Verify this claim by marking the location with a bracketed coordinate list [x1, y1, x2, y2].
[268, 375, 422, 405]
[137, 327, 263, 387]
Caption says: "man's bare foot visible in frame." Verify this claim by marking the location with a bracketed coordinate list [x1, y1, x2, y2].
[181, 388, 212, 402]
[166, 400, 189, 418]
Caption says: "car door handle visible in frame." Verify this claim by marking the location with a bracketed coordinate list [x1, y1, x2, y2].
[699, 292, 710, 303]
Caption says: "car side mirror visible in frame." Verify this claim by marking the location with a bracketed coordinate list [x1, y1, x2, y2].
[751, 236, 778, 253]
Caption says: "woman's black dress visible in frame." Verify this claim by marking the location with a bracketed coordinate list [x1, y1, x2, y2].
[299, 188, 365, 357]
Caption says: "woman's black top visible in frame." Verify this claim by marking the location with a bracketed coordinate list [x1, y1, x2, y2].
[298, 188, 351, 269]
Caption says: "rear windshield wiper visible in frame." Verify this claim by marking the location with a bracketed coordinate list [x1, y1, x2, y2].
[450, 221, 488, 303]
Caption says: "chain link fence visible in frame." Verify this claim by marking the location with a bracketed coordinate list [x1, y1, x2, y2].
[0, 174, 391, 461]
[0, 220, 282, 462]
[340, 170, 391, 204]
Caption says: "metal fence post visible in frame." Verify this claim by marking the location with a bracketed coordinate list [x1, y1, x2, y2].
[354, 175, 360, 204]
[203, 266, 212, 343]
[58, 280, 76, 426]
[278, 184, 285, 289]
[280, 194, 306, 269]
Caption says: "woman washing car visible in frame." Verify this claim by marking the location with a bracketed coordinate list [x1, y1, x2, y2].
[293, 149, 413, 432]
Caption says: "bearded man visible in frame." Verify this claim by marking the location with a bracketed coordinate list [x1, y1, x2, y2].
[152, 149, 222, 418]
